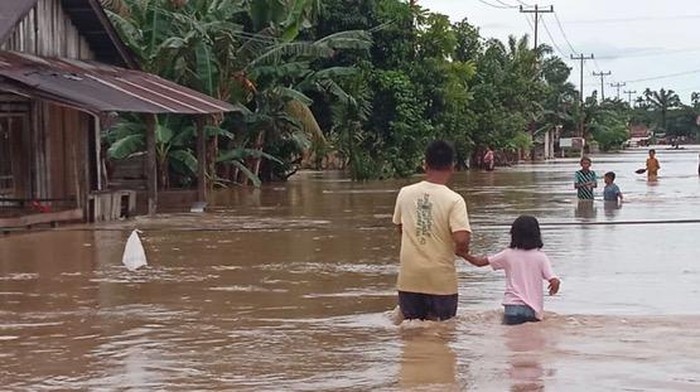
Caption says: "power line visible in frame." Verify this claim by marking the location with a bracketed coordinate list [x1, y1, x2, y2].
[553, 12, 577, 55]
[476, 0, 516, 9]
[623, 68, 700, 84]
[584, 62, 597, 81]
[564, 14, 700, 24]
[524, 14, 534, 32]
[493, 0, 519, 8]
[623, 90, 637, 105]
[596, 47, 700, 60]
[541, 17, 566, 57]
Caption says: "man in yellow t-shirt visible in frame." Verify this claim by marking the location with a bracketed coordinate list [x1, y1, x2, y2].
[392, 140, 472, 321]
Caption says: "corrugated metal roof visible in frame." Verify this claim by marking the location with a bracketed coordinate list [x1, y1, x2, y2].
[0, 51, 236, 114]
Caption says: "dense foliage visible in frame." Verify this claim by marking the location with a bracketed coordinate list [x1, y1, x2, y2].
[101, 0, 700, 186]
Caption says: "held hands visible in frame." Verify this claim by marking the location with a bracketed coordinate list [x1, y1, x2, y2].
[548, 278, 561, 296]
[462, 253, 489, 267]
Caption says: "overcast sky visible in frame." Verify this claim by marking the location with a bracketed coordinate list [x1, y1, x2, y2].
[421, 0, 700, 103]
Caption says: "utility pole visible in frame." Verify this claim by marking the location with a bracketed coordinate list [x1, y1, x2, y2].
[610, 82, 626, 100]
[592, 71, 612, 101]
[571, 53, 594, 141]
[623, 90, 637, 106]
[519, 5, 554, 52]
[519, 5, 553, 161]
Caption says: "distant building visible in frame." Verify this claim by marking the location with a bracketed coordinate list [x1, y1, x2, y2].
[625, 123, 652, 148]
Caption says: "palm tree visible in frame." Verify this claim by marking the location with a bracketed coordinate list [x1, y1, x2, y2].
[691, 91, 700, 109]
[642, 88, 681, 132]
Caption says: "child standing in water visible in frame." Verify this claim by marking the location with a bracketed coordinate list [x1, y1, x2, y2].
[646, 149, 660, 181]
[603, 171, 623, 203]
[574, 157, 597, 200]
[463, 215, 561, 325]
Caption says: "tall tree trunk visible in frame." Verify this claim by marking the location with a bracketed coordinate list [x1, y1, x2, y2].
[145, 115, 157, 215]
[251, 129, 266, 183]
[158, 160, 168, 189]
[207, 135, 217, 190]
[662, 109, 667, 132]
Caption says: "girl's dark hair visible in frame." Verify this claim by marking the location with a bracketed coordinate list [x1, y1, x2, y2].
[425, 140, 455, 170]
[509, 215, 543, 250]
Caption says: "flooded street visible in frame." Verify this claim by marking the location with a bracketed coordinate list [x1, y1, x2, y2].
[1, 147, 699, 391]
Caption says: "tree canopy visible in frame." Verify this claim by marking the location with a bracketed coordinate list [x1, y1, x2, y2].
[101, 0, 700, 186]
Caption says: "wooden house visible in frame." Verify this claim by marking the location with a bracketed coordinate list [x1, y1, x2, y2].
[0, 0, 233, 230]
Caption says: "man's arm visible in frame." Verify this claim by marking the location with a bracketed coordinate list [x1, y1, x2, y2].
[452, 230, 471, 260]
[463, 254, 489, 267]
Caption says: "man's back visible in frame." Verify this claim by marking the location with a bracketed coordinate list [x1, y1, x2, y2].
[392, 181, 470, 295]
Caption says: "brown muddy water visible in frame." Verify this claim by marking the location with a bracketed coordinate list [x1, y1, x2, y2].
[1, 147, 700, 391]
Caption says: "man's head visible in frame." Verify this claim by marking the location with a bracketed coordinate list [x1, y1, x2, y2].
[649, 149, 656, 157]
[425, 140, 456, 171]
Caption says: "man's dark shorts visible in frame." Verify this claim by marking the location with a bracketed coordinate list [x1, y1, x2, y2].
[398, 291, 458, 321]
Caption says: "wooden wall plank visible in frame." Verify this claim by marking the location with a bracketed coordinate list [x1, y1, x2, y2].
[2, 0, 95, 59]
[48, 104, 63, 198]
[8, 117, 29, 197]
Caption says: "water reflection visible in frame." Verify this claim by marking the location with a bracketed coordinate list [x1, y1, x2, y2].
[398, 325, 457, 390]
[504, 324, 549, 392]
[603, 201, 622, 219]
[574, 200, 597, 220]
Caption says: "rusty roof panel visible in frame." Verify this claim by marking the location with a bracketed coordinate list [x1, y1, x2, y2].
[0, 51, 236, 114]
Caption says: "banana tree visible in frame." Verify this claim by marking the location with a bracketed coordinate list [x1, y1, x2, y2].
[105, 115, 198, 188]
[106, 0, 370, 186]
[237, 29, 371, 181]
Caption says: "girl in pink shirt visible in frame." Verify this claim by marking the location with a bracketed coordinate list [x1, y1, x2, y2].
[463, 215, 560, 325]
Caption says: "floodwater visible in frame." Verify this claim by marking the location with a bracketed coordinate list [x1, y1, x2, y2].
[1, 147, 699, 391]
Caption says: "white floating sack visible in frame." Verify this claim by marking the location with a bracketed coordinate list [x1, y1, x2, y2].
[122, 229, 147, 271]
[388, 305, 404, 326]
